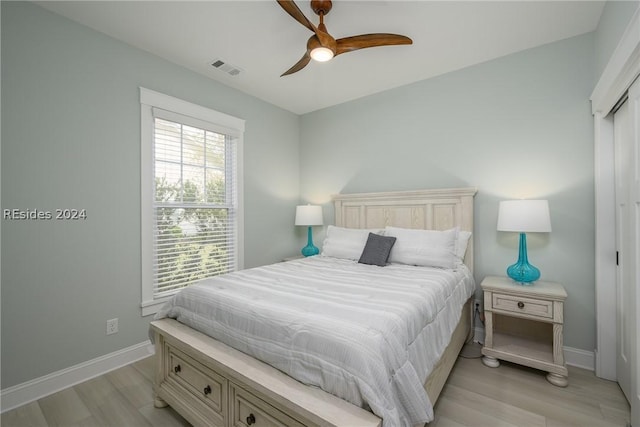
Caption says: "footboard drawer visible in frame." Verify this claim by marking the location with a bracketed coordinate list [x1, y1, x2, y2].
[230, 382, 306, 427]
[158, 342, 227, 427]
[168, 346, 227, 413]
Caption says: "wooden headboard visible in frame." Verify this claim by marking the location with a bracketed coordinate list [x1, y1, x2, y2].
[332, 187, 477, 272]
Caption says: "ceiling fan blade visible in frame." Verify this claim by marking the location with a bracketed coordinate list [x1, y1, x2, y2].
[277, 0, 316, 33]
[281, 52, 312, 76]
[336, 34, 412, 56]
[277, 1, 334, 49]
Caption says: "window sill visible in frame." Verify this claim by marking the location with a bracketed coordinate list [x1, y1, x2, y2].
[141, 296, 173, 317]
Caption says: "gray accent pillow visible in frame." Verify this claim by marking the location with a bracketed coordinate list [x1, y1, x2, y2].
[358, 233, 397, 267]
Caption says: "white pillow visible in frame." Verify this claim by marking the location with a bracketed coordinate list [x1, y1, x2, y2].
[456, 230, 472, 260]
[321, 226, 384, 260]
[385, 226, 458, 269]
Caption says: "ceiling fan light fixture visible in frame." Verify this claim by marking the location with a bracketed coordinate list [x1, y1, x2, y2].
[277, 0, 412, 75]
[310, 47, 334, 62]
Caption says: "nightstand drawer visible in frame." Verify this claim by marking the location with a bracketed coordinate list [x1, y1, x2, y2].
[492, 293, 553, 319]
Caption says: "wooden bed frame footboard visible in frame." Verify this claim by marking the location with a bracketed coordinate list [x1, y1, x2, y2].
[150, 318, 383, 427]
[151, 187, 477, 426]
[150, 298, 472, 427]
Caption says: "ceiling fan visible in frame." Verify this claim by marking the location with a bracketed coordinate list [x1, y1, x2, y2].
[277, 0, 413, 76]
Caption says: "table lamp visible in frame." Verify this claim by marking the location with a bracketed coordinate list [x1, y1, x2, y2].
[497, 200, 552, 284]
[295, 205, 323, 257]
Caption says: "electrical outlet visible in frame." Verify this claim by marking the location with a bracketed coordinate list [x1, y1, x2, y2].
[106, 318, 118, 335]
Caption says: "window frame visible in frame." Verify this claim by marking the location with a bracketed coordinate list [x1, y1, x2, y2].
[140, 87, 244, 316]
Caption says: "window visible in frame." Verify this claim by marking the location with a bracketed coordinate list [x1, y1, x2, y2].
[140, 88, 244, 316]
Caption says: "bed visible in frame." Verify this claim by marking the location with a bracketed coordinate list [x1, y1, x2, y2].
[150, 187, 477, 427]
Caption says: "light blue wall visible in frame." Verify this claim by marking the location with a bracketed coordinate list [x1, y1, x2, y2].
[594, 0, 640, 79]
[1, 1, 300, 388]
[300, 34, 596, 351]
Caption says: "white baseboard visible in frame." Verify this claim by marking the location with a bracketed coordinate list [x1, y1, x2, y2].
[563, 346, 595, 371]
[0, 340, 155, 413]
[473, 326, 594, 371]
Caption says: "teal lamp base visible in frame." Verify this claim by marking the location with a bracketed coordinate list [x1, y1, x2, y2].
[506, 233, 540, 285]
[301, 226, 319, 257]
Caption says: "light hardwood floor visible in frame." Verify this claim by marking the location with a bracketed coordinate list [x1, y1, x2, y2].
[2, 354, 630, 427]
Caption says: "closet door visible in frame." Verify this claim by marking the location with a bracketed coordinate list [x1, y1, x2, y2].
[630, 77, 640, 427]
[614, 97, 631, 403]
[613, 76, 639, 426]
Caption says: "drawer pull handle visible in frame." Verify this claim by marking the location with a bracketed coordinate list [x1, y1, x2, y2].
[246, 413, 256, 425]
[203, 385, 212, 395]
[517, 301, 525, 309]
[173, 364, 181, 374]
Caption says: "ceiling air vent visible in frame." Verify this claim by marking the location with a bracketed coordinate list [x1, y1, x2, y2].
[211, 58, 242, 77]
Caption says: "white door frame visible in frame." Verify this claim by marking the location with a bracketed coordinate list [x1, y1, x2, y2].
[591, 8, 640, 380]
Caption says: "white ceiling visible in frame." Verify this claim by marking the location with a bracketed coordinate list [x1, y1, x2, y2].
[37, 1, 605, 114]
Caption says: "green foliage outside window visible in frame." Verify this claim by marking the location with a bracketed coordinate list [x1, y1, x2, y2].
[154, 177, 232, 295]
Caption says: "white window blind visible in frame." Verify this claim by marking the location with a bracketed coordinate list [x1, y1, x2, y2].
[140, 88, 244, 315]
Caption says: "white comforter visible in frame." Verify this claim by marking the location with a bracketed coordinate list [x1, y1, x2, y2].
[155, 256, 475, 427]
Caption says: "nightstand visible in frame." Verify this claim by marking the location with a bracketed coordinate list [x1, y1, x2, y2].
[480, 276, 568, 387]
[283, 255, 304, 262]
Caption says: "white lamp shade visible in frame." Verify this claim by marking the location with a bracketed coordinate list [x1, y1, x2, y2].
[295, 205, 323, 226]
[497, 200, 552, 233]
